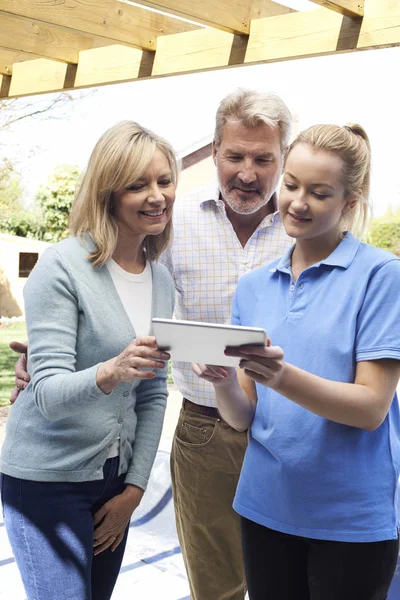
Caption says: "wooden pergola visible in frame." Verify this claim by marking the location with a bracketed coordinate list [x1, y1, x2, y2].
[0, 0, 399, 99]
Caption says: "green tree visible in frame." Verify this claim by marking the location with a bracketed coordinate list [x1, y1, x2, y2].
[35, 164, 81, 242]
[0, 158, 24, 217]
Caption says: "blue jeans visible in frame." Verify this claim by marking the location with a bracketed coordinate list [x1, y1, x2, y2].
[1, 458, 129, 600]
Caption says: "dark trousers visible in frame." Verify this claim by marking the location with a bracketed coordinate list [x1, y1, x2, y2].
[1, 457, 128, 600]
[241, 516, 399, 600]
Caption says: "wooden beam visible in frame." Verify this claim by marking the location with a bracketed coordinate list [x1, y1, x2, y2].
[0, 73, 11, 97]
[0, 10, 117, 63]
[133, 0, 294, 34]
[9, 58, 75, 96]
[3, 0, 400, 98]
[152, 28, 236, 75]
[245, 0, 400, 64]
[246, 8, 346, 63]
[0, 0, 199, 51]
[75, 44, 154, 86]
[0, 47, 43, 75]
[310, 1, 364, 19]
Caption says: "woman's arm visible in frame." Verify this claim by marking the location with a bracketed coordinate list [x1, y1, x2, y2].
[277, 359, 400, 431]
[191, 363, 257, 431]
[25, 247, 168, 421]
[228, 344, 400, 431]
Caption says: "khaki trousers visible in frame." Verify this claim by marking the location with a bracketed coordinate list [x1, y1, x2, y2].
[170, 405, 248, 600]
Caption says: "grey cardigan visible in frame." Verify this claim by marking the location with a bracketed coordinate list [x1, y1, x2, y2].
[0, 236, 174, 490]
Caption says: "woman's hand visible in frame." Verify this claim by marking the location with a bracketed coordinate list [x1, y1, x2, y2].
[97, 336, 170, 394]
[191, 363, 236, 386]
[192, 361, 257, 431]
[225, 341, 285, 389]
[93, 485, 144, 555]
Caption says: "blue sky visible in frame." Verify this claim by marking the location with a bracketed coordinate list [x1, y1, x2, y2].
[2, 44, 400, 216]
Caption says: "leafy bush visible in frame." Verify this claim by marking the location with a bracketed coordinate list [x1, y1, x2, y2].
[367, 212, 400, 257]
[35, 164, 81, 243]
[0, 214, 41, 239]
[0, 164, 81, 243]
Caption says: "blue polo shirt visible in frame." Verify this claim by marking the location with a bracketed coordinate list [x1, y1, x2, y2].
[232, 233, 400, 542]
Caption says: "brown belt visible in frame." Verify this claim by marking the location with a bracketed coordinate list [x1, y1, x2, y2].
[183, 398, 221, 420]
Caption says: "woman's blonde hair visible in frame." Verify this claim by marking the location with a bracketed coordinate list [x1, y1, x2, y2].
[214, 88, 292, 152]
[69, 120, 178, 266]
[286, 123, 371, 238]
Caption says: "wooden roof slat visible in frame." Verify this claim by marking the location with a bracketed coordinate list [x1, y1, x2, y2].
[9, 57, 73, 96]
[245, 0, 399, 64]
[75, 44, 152, 86]
[0, 47, 44, 75]
[152, 28, 236, 75]
[246, 8, 347, 63]
[0, 0, 199, 51]
[0, 10, 119, 63]
[132, 0, 294, 34]
[310, 1, 364, 19]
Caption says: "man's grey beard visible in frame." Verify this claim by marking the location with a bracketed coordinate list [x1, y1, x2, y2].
[218, 179, 272, 216]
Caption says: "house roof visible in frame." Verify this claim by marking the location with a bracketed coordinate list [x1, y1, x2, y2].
[178, 134, 213, 170]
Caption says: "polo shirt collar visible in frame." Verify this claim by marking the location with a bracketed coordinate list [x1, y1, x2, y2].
[319, 232, 361, 268]
[275, 232, 361, 273]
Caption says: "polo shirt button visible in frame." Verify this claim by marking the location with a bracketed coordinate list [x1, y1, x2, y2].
[290, 285, 294, 291]
[118, 418, 123, 424]
[123, 391, 129, 397]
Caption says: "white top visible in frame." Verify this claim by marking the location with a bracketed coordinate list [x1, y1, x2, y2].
[106, 258, 153, 458]
[106, 258, 152, 337]
[160, 181, 293, 407]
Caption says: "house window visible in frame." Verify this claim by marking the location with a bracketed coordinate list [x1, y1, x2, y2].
[19, 252, 39, 278]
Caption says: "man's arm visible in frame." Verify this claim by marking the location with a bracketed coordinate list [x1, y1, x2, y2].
[9, 342, 29, 404]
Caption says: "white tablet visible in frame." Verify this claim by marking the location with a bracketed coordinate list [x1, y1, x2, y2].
[152, 318, 266, 367]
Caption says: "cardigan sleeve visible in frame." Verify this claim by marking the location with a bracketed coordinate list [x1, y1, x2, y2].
[158, 243, 173, 276]
[24, 247, 110, 421]
[124, 367, 168, 489]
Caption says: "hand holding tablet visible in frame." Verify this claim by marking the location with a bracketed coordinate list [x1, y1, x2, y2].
[152, 318, 266, 367]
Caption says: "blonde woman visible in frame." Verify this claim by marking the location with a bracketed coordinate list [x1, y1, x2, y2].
[0, 121, 177, 600]
[194, 124, 400, 599]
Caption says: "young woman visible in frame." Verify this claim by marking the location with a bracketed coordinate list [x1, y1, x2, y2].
[193, 124, 400, 599]
[0, 121, 177, 600]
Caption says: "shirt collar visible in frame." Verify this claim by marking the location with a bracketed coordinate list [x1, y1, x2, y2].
[199, 181, 221, 207]
[319, 232, 361, 268]
[275, 232, 361, 273]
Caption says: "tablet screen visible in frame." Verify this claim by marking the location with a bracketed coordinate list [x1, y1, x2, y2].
[152, 318, 266, 367]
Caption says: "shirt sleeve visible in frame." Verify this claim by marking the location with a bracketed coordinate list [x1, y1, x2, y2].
[24, 247, 110, 421]
[356, 258, 400, 362]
